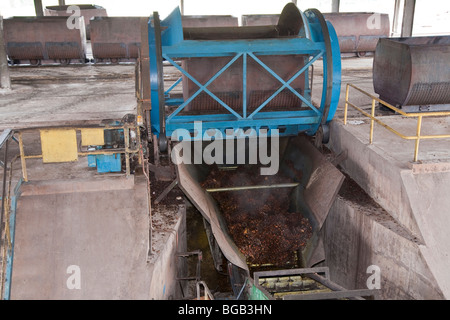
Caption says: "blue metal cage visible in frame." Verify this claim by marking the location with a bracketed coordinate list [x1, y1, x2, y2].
[148, 3, 341, 150]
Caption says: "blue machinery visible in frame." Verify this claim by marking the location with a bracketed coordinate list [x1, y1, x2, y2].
[148, 3, 341, 152]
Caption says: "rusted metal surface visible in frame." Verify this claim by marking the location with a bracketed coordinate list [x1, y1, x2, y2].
[241, 12, 390, 55]
[181, 7, 307, 112]
[182, 55, 307, 112]
[44, 4, 107, 39]
[90, 17, 141, 61]
[182, 15, 240, 41]
[373, 36, 450, 107]
[181, 15, 238, 28]
[3, 17, 86, 64]
[185, 6, 302, 40]
[183, 26, 280, 40]
[323, 12, 390, 55]
[241, 14, 279, 26]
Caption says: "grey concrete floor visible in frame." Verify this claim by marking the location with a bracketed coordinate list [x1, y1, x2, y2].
[0, 64, 137, 130]
[0, 63, 184, 299]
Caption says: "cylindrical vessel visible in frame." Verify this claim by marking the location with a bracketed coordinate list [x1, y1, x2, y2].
[373, 36, 450, 107]
[3, 16, 86, 64]
[90, 17, 141, 61]
[323, 12, 390, 54]
[44, 4, 107, 39]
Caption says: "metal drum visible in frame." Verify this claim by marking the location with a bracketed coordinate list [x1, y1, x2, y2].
[147, 3, 342, 149]
[44, 4, 107, 40]
[90, 17, 142, 63]
[323, 12, 390, 56]
[373, 36, 450, 109]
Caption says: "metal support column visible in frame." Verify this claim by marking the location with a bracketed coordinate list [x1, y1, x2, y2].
[392, 0, 403, 36]
[180, 0, 184, 15]
[139, 17, 151, 133]
[34, 0, 44, 17]
[401, 0, 416, 37]
[0, 16, 11, 90]
[331, 0, 340, 13]
[58, 0, 66, 6]
[1, 138, 8, 245]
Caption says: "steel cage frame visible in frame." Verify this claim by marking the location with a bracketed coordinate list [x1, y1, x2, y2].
[148, 5, 341, 141]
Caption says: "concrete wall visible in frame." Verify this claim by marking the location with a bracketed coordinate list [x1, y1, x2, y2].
[323, 195, 444, 300]
[11, 176, 187, 300]
[329, 120, 424, 242]
[327, 119, 450, 299]
[148, 205, 187, 300]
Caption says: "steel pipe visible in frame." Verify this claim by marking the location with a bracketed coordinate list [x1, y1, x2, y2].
[206, 183, 300, 193]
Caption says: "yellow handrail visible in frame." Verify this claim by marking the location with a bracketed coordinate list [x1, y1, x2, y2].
[344, 83, 450, 162]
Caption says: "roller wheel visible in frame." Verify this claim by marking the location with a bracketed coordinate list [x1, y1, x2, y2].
[59, 59, 71, 66]
[321, 124, 330, 144]
[29, 59, 41, 66]
[357, 51, 367, 58]
[158, 135, 168, 153]
[314, 124, 330, 149]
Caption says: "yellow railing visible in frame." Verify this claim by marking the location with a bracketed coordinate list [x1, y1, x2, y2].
[344, 83, 450, 162]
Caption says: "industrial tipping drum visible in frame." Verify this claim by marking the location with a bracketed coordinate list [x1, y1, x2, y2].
[147, 3, 342, 152]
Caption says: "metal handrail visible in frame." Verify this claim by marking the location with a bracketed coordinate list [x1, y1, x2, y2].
[196, 281, 214, 300]
[344, 83, 450, 162]
[17, 124, 140, 182]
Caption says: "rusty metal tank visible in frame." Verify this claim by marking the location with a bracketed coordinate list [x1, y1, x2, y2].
[90, 17, 141, 62]
[3, 16, 87, 65]
[323, 12, 390, 56]
[44, 4, 108, 39]
[373, 36, 450, 108]
[180, 11, 307, 112]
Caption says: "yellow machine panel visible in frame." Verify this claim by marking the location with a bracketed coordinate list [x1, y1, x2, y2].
[81, 128, 105, 146]
[40, 129, 78, 163]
